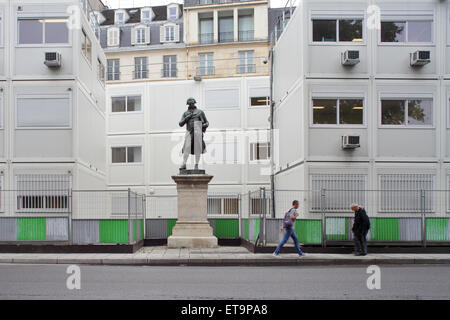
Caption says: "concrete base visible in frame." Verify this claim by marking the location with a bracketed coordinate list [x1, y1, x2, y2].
[168, 174, 218, 248]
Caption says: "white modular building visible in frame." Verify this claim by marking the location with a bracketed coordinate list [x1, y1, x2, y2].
[0, 0, 107, 215]
[272, 0, 450, 220]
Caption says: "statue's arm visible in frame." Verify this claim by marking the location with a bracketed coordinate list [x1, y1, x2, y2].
[179, 112, 189, 127]
[201, 111, 209, 129]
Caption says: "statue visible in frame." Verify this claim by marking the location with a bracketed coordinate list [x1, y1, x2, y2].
[179, 97, 209, 171]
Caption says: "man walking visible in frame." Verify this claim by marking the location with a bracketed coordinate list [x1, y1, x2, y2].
[273, 200, 304, 257]
[351, 203, 371, 256]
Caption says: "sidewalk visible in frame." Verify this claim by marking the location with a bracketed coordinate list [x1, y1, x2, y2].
[1, 246, 450, 266]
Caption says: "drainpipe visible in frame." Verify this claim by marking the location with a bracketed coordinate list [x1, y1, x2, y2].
[269, 33, 275, 218]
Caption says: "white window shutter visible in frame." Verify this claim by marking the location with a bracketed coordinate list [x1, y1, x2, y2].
[160, 26, 165, 43]
[131, 27, 137, 45]
[174, 24, 180, 42]
[145, 27, 150, 44]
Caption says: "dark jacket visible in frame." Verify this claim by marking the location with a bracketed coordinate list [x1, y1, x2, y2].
[352, 207, 370, 235]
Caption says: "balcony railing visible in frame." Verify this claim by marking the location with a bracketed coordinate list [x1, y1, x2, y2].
[134, 70, 148, 79]
[238, 30, 254, 41]
[237, 64, 256, 74]
[161, 68, 178, 78]
[107, 72, 120, 81]
[197, 66, 215, 76]
[219, 31, 234, 43]
[199, 33, 214, 44]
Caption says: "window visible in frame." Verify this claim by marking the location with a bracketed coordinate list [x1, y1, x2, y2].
[16, 94, 71, 128]
[112, 146, 142, 163]
[16, 174, 71, 213]
[168, 6, 178, 20]
[207, 196, 239, 215]
[219, 15, 234, 43]
[238, 51, 255, 73]
[18, 18, 69, 44]
[312, 18, 363, 42]
[198, 53, 214, 76]
[250, 142, 270, 161]
[199, 17, 214, 44]
[161, 23, 179, 42]
[107, 59, 120, 80]
[379, 174, 434, 213]
[134, 57, 148, 79]
[133, 26, 149, 45]
[205, 88, 240, 109]
[165, 25, 175, 41]
[97, 59, 105, 84]
[381, 98, 433, 126]
[312, 98, 364, 125]
[249, 88, 270, 107]
[141, 9, 152, 23]
[310, 174, 366, 212]
[115, 11, 125, 25]
[381, 20, 432, 43]
[107, 27, 120, 47]
[81, 29, 92, 63]
[111, 95, 141, 113]
[163, 55, 177, 78]
[238, 14, 254, 41]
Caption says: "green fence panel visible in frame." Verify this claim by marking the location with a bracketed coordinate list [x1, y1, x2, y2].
[244, 219, 249, 240]
[295, 220, 322, 244]
[254, 219, 260, 242]
[99, 220, 128, 244]
[167, 219, 177, 237]
[17, 217, 46, 241]
[426, 218, 448, 241]
[326, 217, 347, 240]
[371, 218, 399, 241]
[214, 219, 239, 238]
[133, 220, 137, 242]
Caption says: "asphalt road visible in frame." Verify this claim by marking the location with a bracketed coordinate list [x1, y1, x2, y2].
[0, 264, 449, 300]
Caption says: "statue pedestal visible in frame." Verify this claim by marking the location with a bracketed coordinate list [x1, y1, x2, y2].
[167, 174, 218, 248]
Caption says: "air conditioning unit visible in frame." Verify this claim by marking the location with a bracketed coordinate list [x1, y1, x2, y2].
[44, 52, 61, 68]
[342, 135, 360, 149]
[341, 50, 360, 66]
[410, 50, 430, 66]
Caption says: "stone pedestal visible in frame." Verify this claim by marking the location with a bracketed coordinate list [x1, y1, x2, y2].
[167, 174, 218, 248]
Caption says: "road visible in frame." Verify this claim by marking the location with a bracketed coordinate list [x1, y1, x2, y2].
[0, 264, 449, 299]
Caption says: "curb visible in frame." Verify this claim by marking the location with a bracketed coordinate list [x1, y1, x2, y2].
[1, 257, 450, 266]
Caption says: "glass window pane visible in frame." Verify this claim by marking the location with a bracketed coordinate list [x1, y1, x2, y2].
[339, 99, 364, 124]
[127, 147, 142, 163]
[251, 97, 269, 106]
[45, 19, 69, 43]
[111, 96, 126, 112]
[407, 99, 432, 126]
[112, 147, 126, 163]
[127, 96, 141, 112]
[408, 21, 432, 42]
[338, 19, 363, 42]
[312, 99, 337, 124]
[381, 100, 405, 125]
[18, 19, 43, 44]
[312, 20, 336, 42]
[17, 97, 70, 127]
[381, 21, 406, 42]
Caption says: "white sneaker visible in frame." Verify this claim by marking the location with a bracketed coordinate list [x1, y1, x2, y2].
[272, 252, 280, 258]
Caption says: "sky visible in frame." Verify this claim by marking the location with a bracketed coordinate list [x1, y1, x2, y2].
[102, 0, 295, 9]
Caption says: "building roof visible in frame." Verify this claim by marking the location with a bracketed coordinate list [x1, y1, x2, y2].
[99, 5, 183, 26]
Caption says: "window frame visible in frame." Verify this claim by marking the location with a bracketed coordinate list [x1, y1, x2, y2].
[207, 195, 239, 216]
[114, 10, 126, 25]
[167, 5, 178, 21]
[163, 55, 177, 78]
[110, 95, 142, 114]
[198, 52, 214, 76]
[15, 93, 72, 130]
[141, 8, 152, 24]
[238, 50, 255, 74]
[309, 92, 366, 128]
[110, 145, 143, 165]
[107, 59, 120, 81]
[134, 56, 148, 79]
[81, 28, 92, 65]
[378, 93, 434, 129]
[135, 26, 147, 44]
[165, 24, 175, 42]
[107, 27, 120, 47]
[249, 141, 270, 163]
[309, 10, 366, 46]
[378, 10, 435, 46]
[16, 15, 71, 47]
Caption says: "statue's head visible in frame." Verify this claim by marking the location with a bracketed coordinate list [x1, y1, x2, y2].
[186, 97, 196, 107]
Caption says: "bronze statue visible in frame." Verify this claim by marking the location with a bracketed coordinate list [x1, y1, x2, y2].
[179, 97, 209, 171]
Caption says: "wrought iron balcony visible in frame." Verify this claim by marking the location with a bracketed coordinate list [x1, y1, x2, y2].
[199, 33, 214, 44]
[237, 64, 256, 74]
[238, 30, 254, 42]
[197, 66, 215, 76]
[161, 68, 178, 78]
[219, 31, 234, 43]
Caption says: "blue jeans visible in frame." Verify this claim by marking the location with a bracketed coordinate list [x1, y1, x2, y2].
[274, 228, 303, 255]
